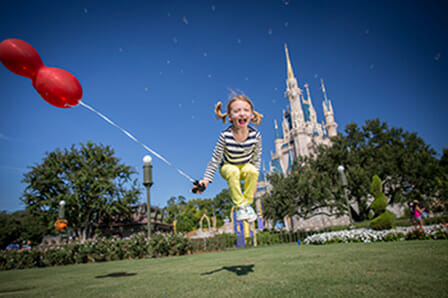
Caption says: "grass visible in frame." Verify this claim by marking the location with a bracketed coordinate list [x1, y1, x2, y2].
[0, 240, 447, 297]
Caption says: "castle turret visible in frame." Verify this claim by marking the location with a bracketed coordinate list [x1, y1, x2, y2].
[287, 147, 295, 173]
[304, 83, 318, 125]
[273, 119, 283, 162]
[321, 79, 338, 137]
[274, 119, 282, 139]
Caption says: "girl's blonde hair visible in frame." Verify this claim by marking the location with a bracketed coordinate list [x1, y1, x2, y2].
[215, 93, 263, 126]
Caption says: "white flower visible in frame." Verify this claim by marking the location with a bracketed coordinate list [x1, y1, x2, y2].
[303, 224, 447, 245]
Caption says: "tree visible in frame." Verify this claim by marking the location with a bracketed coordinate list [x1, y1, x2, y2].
[21, 141, 141, 241]
[434, 148, 448, 213]
[211, 188, 233, 227]
[164, 190, 234, 233]
[263, 158, 346, 225]
[0, 209, 48, 249]
[0, 211, 20, 249]
[165, 195, 187, 224]
[263, 172, 298, 223]
[316, 119, 440, 219]
[263, 118, 442, 222]
[164, 195, 200, 232]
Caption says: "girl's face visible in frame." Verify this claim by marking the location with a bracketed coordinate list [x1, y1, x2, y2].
[228, 99, 254, 128]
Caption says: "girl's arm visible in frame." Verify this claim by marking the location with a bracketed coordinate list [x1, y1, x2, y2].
[251, 131, 262, 172]
[201, 132, 226, 190]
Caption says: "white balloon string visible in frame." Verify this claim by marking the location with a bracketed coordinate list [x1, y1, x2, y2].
[79, 101, 196, 183]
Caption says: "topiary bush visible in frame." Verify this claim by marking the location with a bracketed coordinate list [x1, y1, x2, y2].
[370, 210, 395, 230]
[370, 175, 388, 216]
[369, 175, 395, 230]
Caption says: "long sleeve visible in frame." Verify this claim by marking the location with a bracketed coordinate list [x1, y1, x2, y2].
[203, 132, 225, 182]
[251, 131, 262, 172]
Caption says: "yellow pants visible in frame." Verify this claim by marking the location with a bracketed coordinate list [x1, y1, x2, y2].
[220, 163, 259, 207]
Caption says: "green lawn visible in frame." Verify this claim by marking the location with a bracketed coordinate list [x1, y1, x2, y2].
[1, 240, 447, 297]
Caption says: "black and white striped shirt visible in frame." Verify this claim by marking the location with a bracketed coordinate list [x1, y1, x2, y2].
[204, 126, 262, 182]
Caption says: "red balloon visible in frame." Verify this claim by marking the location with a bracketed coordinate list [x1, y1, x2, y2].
[32, 66, 83, 108]
[0, 38, 43, 79]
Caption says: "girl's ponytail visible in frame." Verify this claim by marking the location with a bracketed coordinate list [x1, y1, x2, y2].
[251, 110, 263, 126]
[215, 101, 228, 123]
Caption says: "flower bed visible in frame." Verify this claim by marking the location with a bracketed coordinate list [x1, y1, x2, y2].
[303, 223, 448, 245]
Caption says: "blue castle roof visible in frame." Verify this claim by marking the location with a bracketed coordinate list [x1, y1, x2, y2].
[287, 149, 294, 173]
[271, 158, 283, 174]
[302, 102, 311, 122]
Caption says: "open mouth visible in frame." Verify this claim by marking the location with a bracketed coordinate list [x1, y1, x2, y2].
[238, 118, 248, 126]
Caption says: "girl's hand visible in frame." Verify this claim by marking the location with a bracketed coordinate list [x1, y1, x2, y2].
[191, 179, 210, 194]
[200, 179, 210, 190]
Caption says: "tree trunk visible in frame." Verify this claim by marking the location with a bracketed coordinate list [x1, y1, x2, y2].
[80, 209, 93, 242]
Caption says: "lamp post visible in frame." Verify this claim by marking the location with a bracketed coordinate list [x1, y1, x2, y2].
[58, 200, 66, 243]
[143, 155, 153, 239]
[59, 200, 66, 219]
[337, 165, 354, 228]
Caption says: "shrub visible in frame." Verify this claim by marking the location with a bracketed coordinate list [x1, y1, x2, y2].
[0, 233, 194, 270]
[369, 175, 395, 230]
[370, 210, 396, 230]
[167, 234, 192, 256]
[370, 193, 388, 216]
[406, 225, 429, 240]
[190, 235, 229, 253]
[150, 234, 170, 257]
[370, 175, 388, 216]
[219, 233, 237, 248]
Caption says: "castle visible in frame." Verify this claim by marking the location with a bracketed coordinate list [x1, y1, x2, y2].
[255, 44, 350, 231]
[271, 44, 337, 174]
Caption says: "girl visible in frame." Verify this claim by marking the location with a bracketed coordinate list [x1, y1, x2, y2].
[413, 200, 425, 226]
[193, 94, 263, 222]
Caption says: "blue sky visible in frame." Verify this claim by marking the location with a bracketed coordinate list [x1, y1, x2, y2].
[1, 0, 447, 212]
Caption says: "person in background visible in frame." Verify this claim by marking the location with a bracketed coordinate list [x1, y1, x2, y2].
[6, 240, 20, 251]
[22, 240, 32, 250]
[413, 200, 425, 226]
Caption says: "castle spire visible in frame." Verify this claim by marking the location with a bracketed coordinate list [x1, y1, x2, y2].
[274, 119, 282, 139]
[321, 78, 338, 137]
[304, 83, 312, 104]
[321, 78, 330, 110]
[284, 44, 295, 80]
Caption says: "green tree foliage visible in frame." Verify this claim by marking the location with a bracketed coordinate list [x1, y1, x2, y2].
[336, 119, 439, 206]
[262, 173, 296, 222]
[165, 195, 186, 224]
[263, 118, 442, 223]
[0, 210, 48, 249]
[212, 188, 234, 226]
[263, 158, 346, 225]
[164, 189, 233, 233]
[435, 148, 448, 213]
[0, 211, 20, 249]
[21, 141, 141, 241]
